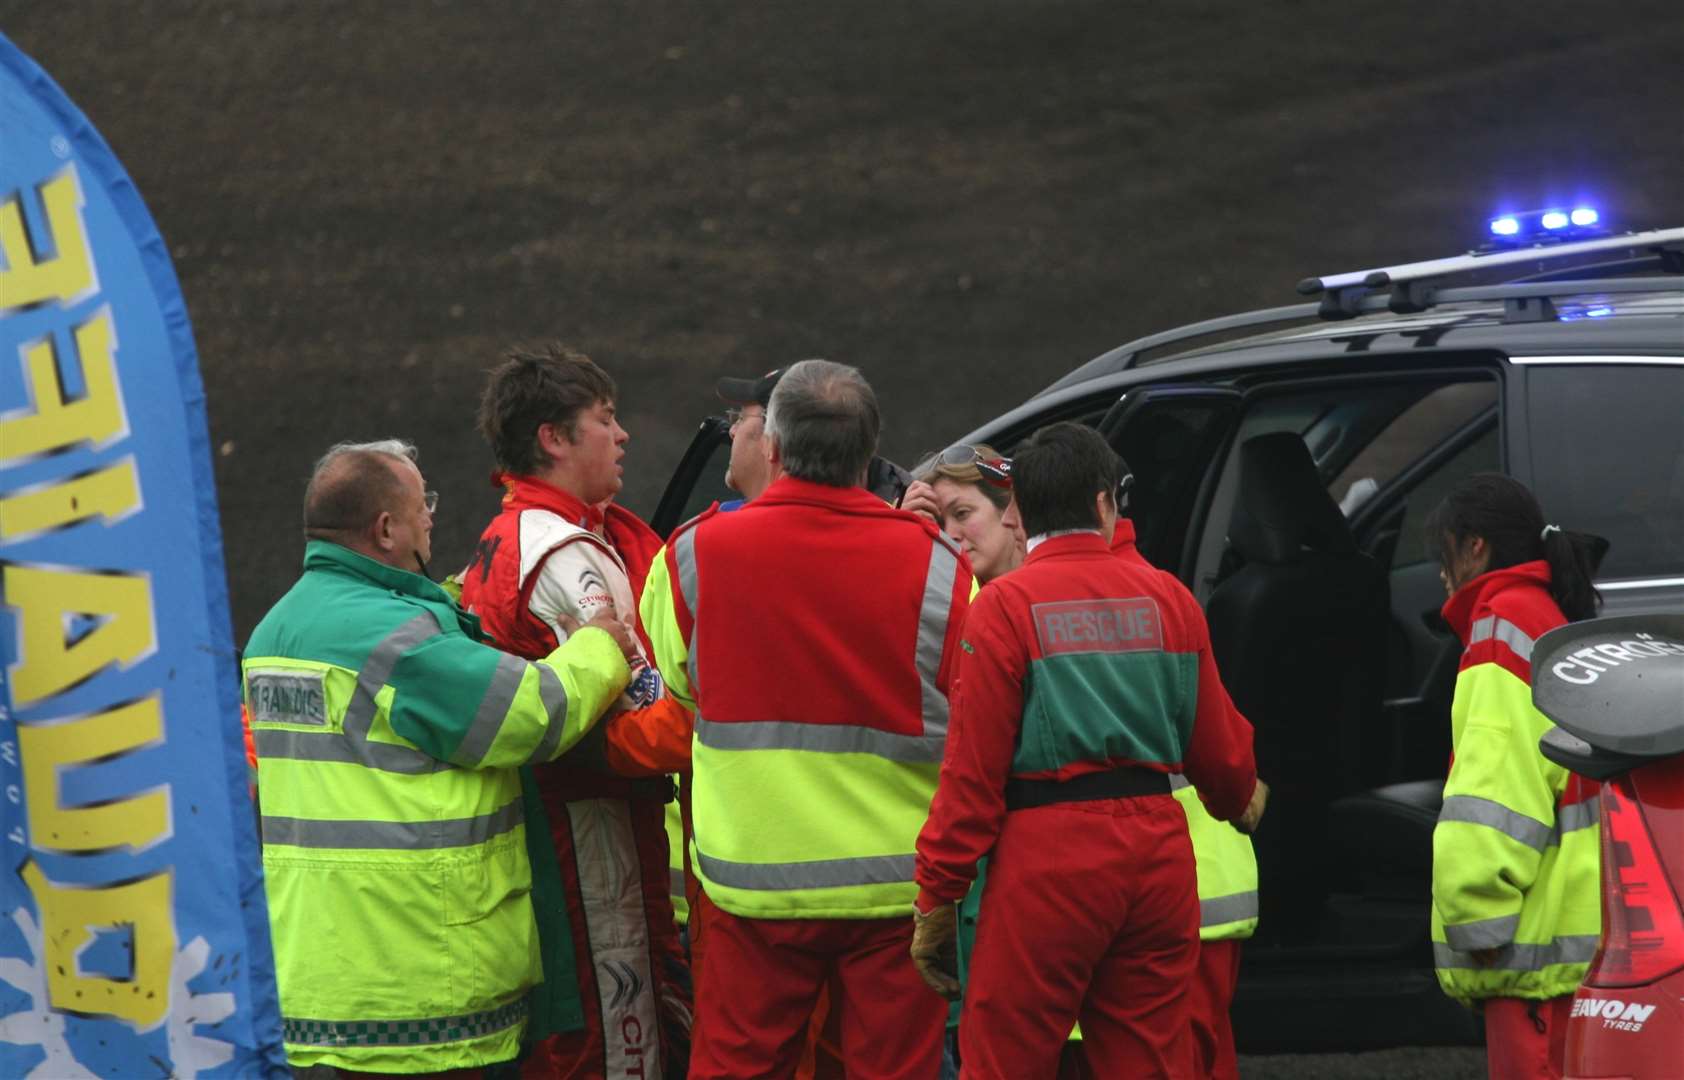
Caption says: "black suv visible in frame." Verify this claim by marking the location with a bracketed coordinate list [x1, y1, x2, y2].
[652, 226, 1684, 1051]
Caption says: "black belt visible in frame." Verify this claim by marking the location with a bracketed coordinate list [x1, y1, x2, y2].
[1004, 767, 1171, 810]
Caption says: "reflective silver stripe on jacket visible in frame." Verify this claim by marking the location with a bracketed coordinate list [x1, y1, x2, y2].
[1433, 934, 1598, 972]
[1556, 797, 1599, 837]
[915, 538, 961, 740]
[1438, 794, 1552, 851]
[688, 535, 959, 764]
[697, 850, 915, 891]
[693, 715, 945, 762]
[261, 799, 523, 850]
[254, 612, 442, 775]
[1200, 890, 1258, 928]
[1442, 913, 1520, 952]
[672, 526, 701, 694]
[1468, 615, 1536, 660]
[529, 663, 571, 764]
[451, 651, 528, 767]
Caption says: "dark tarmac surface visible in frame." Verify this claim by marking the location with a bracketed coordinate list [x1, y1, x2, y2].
[4, 4, 1679, 1069]
[1239, 1047, 1483, 1078]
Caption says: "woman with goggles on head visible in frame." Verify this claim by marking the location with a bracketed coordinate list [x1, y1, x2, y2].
[901, 444, 1026, 585]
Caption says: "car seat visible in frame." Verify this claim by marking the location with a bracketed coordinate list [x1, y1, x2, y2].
[1206, 432, 1389, 944]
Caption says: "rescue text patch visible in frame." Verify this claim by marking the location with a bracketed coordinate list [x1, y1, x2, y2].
[1032, 597, 1163, 656]
[247, 669, 328, 726]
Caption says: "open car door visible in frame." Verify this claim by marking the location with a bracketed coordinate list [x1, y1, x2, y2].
[651, 416, 733, 538]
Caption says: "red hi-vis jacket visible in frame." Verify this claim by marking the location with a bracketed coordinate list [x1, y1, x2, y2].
[915, 530, 1258, 909]
[640, 476, 975, 920]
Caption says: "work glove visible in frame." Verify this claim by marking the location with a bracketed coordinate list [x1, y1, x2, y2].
[910, 902, 961, 1002]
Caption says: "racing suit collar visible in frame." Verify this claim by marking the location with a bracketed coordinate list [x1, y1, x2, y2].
[1441, 560, 1553, 643]
[495, 471, 606, 533]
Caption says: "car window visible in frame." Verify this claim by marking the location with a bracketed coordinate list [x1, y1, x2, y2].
[1388, 425, 1501, 568]
[1190, 376, 1497, 597]
[1527, 365, 1684, 580]
[1330, 382, 1498, 519]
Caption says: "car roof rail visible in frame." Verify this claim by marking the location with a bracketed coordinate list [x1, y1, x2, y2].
[1298, 227, 1684, 320]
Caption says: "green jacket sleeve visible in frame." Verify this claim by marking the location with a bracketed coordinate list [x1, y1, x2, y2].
[1431, 662, 1562, 951]
[386, 623, 631, 769]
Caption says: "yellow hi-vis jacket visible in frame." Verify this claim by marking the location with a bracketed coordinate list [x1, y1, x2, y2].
[1171, 774, 1260, 939]
[244, 541, 629, 1071]
[1431, 562, 1600, 1005]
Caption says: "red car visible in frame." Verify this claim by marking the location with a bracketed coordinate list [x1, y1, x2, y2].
[1535, 613, 1684, 1080]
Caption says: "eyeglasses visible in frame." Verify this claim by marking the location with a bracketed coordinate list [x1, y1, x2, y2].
[423, 490, 439, 513]
[724, 407, 764, 429]
[937, 444, 1012, 488]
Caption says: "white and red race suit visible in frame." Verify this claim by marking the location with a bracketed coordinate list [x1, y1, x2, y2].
[462, 472, 692, 1079]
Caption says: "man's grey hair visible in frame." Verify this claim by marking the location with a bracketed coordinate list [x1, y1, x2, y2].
[764, 359, 879, 487]
[302, 438, 419, 536]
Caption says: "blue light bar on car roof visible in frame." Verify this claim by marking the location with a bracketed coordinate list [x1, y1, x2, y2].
[1489, 207, 1603, 243]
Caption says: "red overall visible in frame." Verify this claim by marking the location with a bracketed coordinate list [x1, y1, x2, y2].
[916, 531, 1257, 1079]
[1111, 524, 1248, 1080]
[462, 475, 690, 1079]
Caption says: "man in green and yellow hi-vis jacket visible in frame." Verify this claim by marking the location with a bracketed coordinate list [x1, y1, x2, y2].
[243, 439, 635, 1074]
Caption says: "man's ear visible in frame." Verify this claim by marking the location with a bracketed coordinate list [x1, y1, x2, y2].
[766, 432, 784, 468]
[371, 510, 398, 552]
[537, 422, 572, 464]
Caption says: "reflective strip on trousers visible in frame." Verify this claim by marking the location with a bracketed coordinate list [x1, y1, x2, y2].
[283, 997, 526, 1047]
[698, 850, 915, 891]
[1433, 934, 1598, 972]
[261, 799, 523, 850]
[1442, 912, 1521, 952]
[1469, 615, 1536, 660]
[685, 536, 959, 764]
[254, 612, 442, 774]
[1439, 794, 1553, 851]
[1200, 890, 1257, 929]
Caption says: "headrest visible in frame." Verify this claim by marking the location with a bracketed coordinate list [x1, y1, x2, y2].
[1228, 432, 1356, 564]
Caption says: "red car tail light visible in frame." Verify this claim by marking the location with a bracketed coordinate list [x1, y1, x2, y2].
[1586, 774, 1684, 988]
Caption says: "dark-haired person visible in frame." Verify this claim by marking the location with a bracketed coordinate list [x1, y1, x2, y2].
[641, 359, 973, 1079]
[911, 422, 1263, 1078]
[243, 438, 636, 1075]
[1425, 473, 1603, 1079]
[458, 345, 693, 1079]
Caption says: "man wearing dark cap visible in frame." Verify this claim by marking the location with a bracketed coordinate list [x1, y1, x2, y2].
[715, 366, 785, 503]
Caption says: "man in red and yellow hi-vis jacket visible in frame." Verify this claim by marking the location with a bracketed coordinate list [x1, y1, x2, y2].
[913, 423, 1263, 1079]
[460, 344, 692, 1079]
[641, 360, 973, 1080]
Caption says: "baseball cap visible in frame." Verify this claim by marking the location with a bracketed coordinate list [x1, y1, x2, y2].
[716, 366, 787, 408]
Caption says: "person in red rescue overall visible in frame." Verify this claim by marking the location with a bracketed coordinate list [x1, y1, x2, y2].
[911, 421, 1266, 1079]
[458, 343, 693, 1079]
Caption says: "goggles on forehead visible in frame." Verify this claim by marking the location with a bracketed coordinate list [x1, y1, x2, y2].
[938, 444, 1013, 487]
